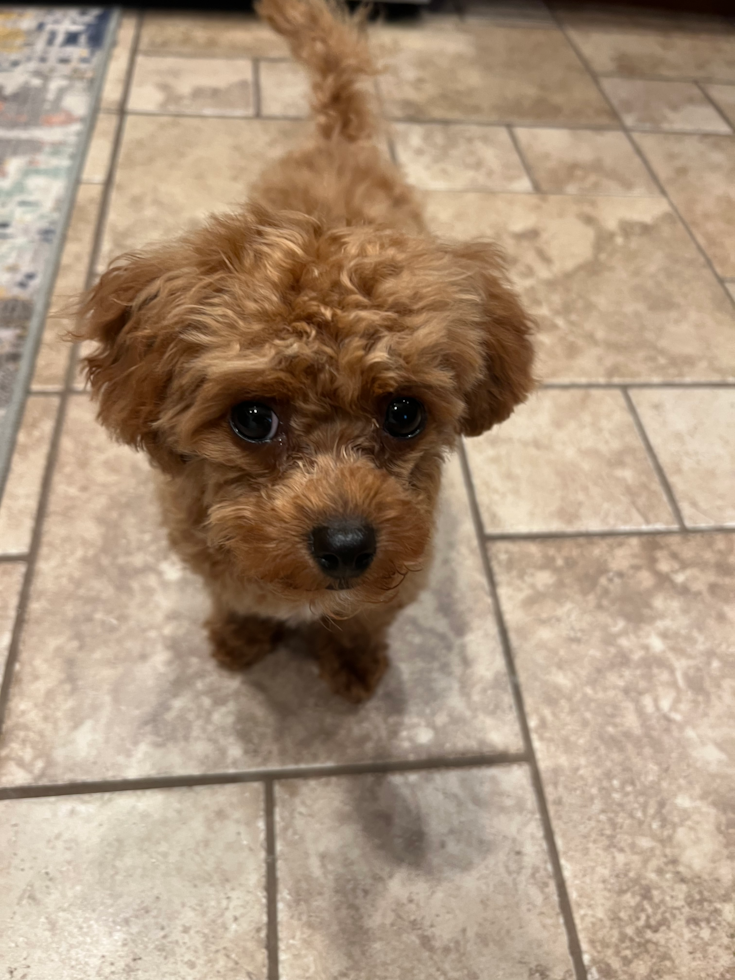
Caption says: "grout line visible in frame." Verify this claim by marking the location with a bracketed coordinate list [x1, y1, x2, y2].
[0, 753, 529, 801]
[123, 108, 260, 120]
[507, 125, 540, 191]
[0, 13, 144, 743]
[458, 442, 588, 980]
[626, 125, 735, 136]
[0, 554, 28, 564]
[77, 107, 735, 140]
[695, 83, 734, 134]
[136, 52, 291, 62]
[550, 11, 735, 309]
[541, 380, 735, 389]
[622, 388, 686, 529]
[483, 525, 735, 542]
[626, 131, 735, 310]
[252, 57, 262, 118]
[265, 780, 280, 980]
[85, 18, 143, 291]
[373, 73, 400, 167]
[596, 70, 735, 85]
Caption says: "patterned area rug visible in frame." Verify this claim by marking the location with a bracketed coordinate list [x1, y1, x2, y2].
[0, 7, 113, 414]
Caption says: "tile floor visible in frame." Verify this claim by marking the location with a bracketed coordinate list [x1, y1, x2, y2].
[1, 5, 734, 979]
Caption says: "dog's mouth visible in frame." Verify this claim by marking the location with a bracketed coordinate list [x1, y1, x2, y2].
[326, 580, 356, 592]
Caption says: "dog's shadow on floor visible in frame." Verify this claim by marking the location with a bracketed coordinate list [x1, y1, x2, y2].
[232, 631, 491, 968]
[228, 626, 412, 766]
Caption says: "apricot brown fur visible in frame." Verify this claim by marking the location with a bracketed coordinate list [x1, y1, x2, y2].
[75, 0, 535, 702]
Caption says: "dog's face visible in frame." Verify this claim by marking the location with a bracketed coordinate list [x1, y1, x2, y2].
[78, 206, 534, 614]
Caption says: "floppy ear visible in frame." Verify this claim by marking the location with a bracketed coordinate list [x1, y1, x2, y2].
[450, 241, 536, 437]
[75, 248, 187, 472]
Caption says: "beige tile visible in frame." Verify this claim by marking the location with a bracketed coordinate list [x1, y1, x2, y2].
[0, 563, 25, 676]
[0, 397, 59, 555]
[425, 192, 735, 382]
[100, 12, 137, 112]
[601, 78, 731, 132]
[32, 184, 103, 391]
[140, 12, 289, 57]
[567, 28, 735, 81]
[0, 784, 266, 979]
[392, 122, 531, 191]
[374, 22, 615, 125]
[0, 397, 520, 785]
[635, 133, 735, 278]
[100, 115, 307, 263]
[726, 281, 735, 301]
[631, 387, 735, 528]
[81, 111, 119, 183]
[704, 83, 735, 127]
[514, 127, 658, 194]
[259, 59, 310, 117]
[128, 54, 254, 116]
[492, 534, 735, 980]
[277, 767, 574, 980]
[465, 389, 675, 533]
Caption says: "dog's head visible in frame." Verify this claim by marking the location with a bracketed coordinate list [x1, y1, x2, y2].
[78, 205, 534, 614]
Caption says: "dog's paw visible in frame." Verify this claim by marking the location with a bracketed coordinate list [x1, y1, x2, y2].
[207, 612, 283, 671]
[315, 632, 389, 703]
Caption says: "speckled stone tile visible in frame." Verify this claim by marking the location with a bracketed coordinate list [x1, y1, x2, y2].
[567, 28, 735, 81]
[601, 78, 731, 133]
[0, 397, 58, 556]
[0, 563, 24, 676]
[425, 192, 735, 382]
[465, 389, 675, 534]
[100, 115, 308, 264]
[81, 111, 119, 183]
[0, 396, 520, 786]
[635, 133, 735, 278]
[100, 12, 137, 112]
[259, 59, 310, 117]
[726, 281, 735, 301]
[491, 534, 735, 980]
[31, 183, 103, 392]
[128, 54, 254, 116]
[392, 122, 531, 191]
[374, 22, 615, 125]
[704, 84, 735, 127]
[276, 767, 574, 980]
[631, 387, 735, 528]
[513, 127, 658, 194]
[0, 784, 266, 979]
[139, 12, 289, 57]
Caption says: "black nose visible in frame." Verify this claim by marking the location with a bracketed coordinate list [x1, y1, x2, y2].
[310, 522, 376, 580]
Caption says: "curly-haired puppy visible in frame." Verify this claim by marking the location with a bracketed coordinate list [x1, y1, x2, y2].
[76, 0, 534, 702]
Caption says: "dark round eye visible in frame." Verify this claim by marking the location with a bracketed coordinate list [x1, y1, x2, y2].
[383, 397, 426, 439]
[229, 402, 279, 443]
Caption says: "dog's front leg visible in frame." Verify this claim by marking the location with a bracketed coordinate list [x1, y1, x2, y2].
[207, 603, 284, 671]
[310, 613, 393, 703]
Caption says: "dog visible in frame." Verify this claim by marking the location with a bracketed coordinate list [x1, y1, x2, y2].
[76, 0, 535, 702]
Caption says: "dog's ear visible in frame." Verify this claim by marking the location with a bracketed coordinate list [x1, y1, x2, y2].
[448, 241, 536, 437]
[75, 248, 186, 472]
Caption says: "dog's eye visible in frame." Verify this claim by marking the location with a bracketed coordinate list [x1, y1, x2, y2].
[383, 397, 426, 439]
[229, 402, 279, 443]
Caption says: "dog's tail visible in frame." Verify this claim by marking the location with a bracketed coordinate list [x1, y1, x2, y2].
[257, 0, 378, 142]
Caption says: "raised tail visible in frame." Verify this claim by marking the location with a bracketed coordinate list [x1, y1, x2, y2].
[257, 0, 378, 142]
